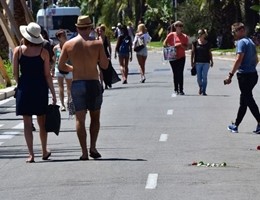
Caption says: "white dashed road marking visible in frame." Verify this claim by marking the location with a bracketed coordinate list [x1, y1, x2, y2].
[159, 134, 168, 142]
[0, 135, 14, 139]
[145, 173, 158, 189]
[0, 99, 11, 105]
[171, 93, 177, 97]
[12, 122, 23, 129]
[2, 131, 20, 135]
[167, 109, 173, 115]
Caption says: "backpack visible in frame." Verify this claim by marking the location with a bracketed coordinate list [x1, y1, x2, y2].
[119, 37, 130, 54]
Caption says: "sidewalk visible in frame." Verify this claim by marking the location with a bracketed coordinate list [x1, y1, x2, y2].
[0, 86, 15, 101]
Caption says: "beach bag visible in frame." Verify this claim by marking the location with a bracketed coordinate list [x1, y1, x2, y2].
[163, 33, 177, 61]
[68, 98, 76, 118]
[163, 46, 177, 61]
[45, 104, 61, 136]
[134, 36, 145, 52]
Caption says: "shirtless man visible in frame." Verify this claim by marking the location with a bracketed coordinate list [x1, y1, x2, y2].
[58, 15, 108, 160]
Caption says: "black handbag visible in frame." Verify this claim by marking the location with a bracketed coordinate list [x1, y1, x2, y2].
[45, 104, 61, 136]
[191, 67, 197, 76]
[134, 37, 145, 52]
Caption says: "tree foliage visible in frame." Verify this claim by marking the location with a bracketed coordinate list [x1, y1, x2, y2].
[32, 0, 260, 48]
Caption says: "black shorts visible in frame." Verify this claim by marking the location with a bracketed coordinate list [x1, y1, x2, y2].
[71, 80, 103, 111]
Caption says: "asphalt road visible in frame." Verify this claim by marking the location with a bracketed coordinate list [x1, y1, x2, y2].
[1, 50, 260, 200]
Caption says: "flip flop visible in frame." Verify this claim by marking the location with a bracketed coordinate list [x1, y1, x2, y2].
[42, 152, 51, 160]
[79, 156, 89, 161]
[89, 151, 101, 159]
[26, 158, 35, 163]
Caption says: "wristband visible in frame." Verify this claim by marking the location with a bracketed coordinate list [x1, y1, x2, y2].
[229, 72, 234, 78]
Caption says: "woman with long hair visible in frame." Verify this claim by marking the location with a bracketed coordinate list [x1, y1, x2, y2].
[115, 25, 132, 84]
[133, 23, 151, 83]
[191, 29, 213, 95]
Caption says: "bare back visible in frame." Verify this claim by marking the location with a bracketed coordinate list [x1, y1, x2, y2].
[59, 34, 108, 81]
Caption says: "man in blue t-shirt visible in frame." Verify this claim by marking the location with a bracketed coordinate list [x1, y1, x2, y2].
[224, 22, 260, 134]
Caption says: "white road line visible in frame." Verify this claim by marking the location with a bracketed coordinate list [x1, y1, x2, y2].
[145, 173, 158, 189]
[0, 98, 11, 105]
[167, 109, 173, 115]
[159, 134, 168, 142]
[171, 93, 177, 97]
[12, 122, 23, 129]
[0, 142, 4, 146]
[2, 131, 20, 135]
[0, 135, 14, 139]
[0, 124, 3, 127]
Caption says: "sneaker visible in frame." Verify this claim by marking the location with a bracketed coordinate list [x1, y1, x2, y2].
[227, 123, 238, 133]
[253, 124, 260, 134]
[179, 91, 185, 95]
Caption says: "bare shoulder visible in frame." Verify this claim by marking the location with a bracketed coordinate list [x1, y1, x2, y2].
[41, 48, 49, 59]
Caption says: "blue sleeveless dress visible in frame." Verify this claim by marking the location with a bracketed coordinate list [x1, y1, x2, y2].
[16, 49, 49, 116]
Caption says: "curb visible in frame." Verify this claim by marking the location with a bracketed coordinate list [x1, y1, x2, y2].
[0, 86, 16, 101]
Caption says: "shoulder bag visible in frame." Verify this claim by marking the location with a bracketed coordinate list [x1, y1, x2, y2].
[134, 36, 145, 52]
[163, 33, 177, 61]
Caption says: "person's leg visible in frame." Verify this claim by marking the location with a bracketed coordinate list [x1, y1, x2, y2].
[177, 57, 186, 94]
[169, 60, 178, 93]
[196, 63, 203, 94]
[136, 54, 147, 82]
[235, 74, 249, 126]
[245, 73, 260, 123]
[119, 56, 126, 82]
[65, 78, 72, 102]
[201, 63, 210, 95]
[58, 76, 65, 110]
[124, 57, 130, 81]
[23, 115, 34, 162]
[89, 110, 101, 157]
[37, 115, 51, 159]
[75, 110, 88, 159]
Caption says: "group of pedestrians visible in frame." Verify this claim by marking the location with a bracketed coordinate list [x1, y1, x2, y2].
[11, 15, 260, 163]
[114, 22, 152, 84]
[13, 16, 109, 163]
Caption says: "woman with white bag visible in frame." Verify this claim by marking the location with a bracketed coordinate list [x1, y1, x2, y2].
[163, 21, 189, 95]
[133, 23, 151, 83]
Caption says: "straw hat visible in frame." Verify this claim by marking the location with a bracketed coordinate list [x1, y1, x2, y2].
[75, 15, 93, 28]
[19, 22, 44, 44]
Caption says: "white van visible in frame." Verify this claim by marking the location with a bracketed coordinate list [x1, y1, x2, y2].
[36, 6, 81, 40]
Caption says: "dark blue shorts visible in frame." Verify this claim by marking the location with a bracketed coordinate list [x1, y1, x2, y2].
[71, 80, 103, 111]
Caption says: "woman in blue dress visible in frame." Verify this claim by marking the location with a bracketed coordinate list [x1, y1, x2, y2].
[13, 22, 57, 163]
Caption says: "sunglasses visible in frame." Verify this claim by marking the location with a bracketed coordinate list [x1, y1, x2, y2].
[232, 26, 244, 35]
[175, 24, 183, 27]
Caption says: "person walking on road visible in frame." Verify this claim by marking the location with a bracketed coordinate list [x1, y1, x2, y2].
[191, 29, 213, 95]
[58, 16, 109, 160]
[53, 29, 72, 111]
[163, 20, 189, 95]
[133, 23, 151, 83]
[97, 25, 120, 89]
[13, 22, 56, 163]
[115, 25, 132, 84]
[224, 22, 260, 133]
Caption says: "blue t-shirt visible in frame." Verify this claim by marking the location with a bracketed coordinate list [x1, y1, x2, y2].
[237, 38, 257, 73]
